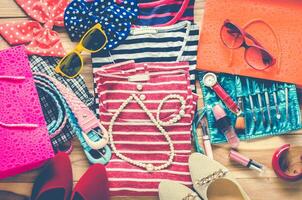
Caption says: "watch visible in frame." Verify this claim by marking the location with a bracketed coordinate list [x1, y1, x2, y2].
[203, 73, 241, 115]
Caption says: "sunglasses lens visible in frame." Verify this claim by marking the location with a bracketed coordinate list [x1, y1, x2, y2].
[59, 52, 82, 77]
[221, 22, 244, 48]
[245, 47, 275, 70]
[82, 28, 107, 51]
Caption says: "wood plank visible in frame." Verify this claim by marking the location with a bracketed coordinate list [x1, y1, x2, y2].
[0, 182, 160, 200]
[0, 135, 301, 183]
[0, 0, 26, 18]
[1, 177, 302, 200]
[239, 178, 302, 200]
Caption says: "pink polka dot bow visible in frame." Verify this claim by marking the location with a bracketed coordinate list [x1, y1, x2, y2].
[0, 0, 69, 57]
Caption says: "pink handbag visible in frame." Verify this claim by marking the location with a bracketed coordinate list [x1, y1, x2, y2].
[0, 46, 54, 179]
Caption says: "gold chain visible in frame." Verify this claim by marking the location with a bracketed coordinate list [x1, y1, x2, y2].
[196, 169, 228, 186]
[182, 193, 198, 200]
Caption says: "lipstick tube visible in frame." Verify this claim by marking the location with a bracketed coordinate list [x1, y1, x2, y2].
[201, 122, 214, 159]
[229, 150, 264, 172]
[212, 104, 240, 149]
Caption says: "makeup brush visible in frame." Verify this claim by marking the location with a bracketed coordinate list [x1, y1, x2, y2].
[235, 97, 245, 130]
[246, 79, 257, 123]
[234, 77, 245, 130]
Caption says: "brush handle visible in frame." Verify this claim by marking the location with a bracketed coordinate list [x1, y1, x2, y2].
[285, 87, 289, 120]
[264, 91, 272, 125]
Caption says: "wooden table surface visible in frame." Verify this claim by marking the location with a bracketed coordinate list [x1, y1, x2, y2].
[0, 0, 301, 200]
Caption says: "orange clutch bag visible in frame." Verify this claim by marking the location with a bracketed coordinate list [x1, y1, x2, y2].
[197, 0, 302, 87]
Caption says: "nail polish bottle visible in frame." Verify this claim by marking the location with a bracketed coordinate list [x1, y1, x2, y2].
[212, 104, 240, 149]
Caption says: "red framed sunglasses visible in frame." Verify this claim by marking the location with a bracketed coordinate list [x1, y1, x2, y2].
[220, 19, 276, 70]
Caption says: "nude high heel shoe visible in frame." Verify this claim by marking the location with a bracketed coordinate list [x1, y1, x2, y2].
[159, 181, 201, 200]
[189, 153, 250, 200]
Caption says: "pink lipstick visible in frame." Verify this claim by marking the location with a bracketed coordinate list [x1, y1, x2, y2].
[229, 150, 264, 172]
[201, 122, 214, 159]
[212, 104, 240, 149]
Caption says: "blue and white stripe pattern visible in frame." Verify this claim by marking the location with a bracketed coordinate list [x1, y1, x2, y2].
[92, 21, 199, 117]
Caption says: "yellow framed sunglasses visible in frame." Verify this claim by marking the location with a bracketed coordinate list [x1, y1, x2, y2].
[55, 24, 108, 78]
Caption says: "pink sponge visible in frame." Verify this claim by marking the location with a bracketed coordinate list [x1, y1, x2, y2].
[0, 46, 54, 179]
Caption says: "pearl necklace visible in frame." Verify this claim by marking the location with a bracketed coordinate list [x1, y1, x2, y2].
[108, 93, 186, 172]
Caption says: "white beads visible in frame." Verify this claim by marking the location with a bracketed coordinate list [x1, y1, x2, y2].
[139, 94, 146, 101]
[108, 94, 176, 172]
[136, 83, 143, 91]
[156, 94, 186, 126]
[146, 163, 154, 172]
[179, 110, 185, 117]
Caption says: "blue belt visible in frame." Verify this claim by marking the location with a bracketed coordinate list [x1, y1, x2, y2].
[34, 74, 111, 164]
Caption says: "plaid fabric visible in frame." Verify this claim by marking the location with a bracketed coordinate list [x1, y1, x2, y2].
[29, 55, 94, 147]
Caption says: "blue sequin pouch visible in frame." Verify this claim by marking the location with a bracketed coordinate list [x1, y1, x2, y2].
[196, 71, 302, 144]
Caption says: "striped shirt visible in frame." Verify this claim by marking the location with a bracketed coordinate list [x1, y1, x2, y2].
[92, 21, 199, 95]
[135, 0, 195, 26]
[94, 61, 197, 196]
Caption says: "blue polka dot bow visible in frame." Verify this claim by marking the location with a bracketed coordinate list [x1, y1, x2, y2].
[64, 0, 138, 50]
